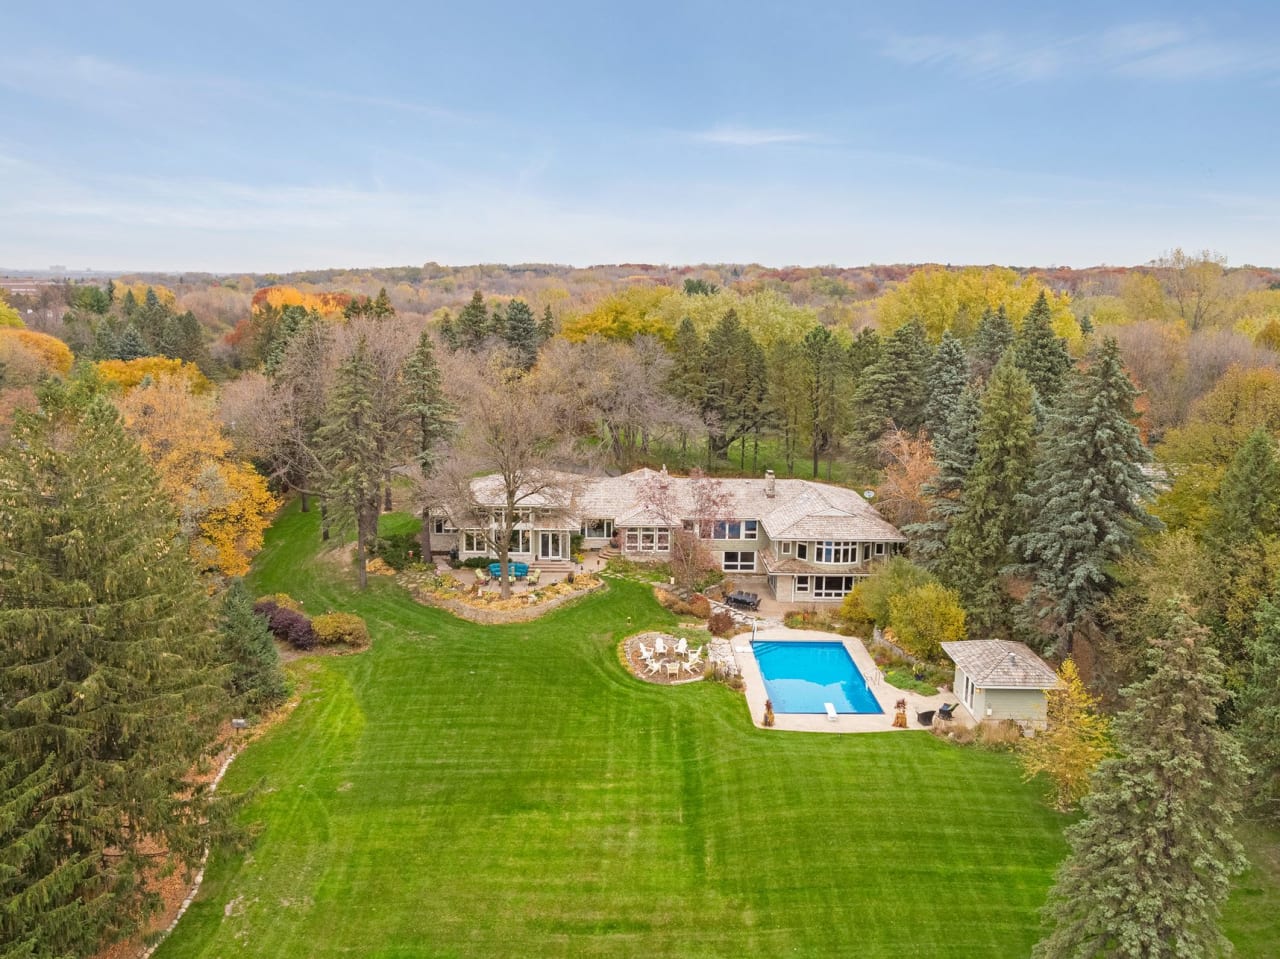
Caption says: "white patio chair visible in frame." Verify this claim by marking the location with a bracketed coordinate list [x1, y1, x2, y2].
[681, 649, 704, 675]
[645, 657, 663, 675]
[639, 643, 654, 661]
[654, 637, 667, 656]
[675, 637, 688, 656]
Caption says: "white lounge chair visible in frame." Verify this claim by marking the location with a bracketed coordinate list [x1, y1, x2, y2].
[681, 649, 704, 675]
[654, 637, 667, 656]
[675, 637, 688, 656]
[645, 657, 662, 675]
[639, 643, 654, 661]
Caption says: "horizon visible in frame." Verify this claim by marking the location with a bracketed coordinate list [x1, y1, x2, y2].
[4, 1, 1279, 271]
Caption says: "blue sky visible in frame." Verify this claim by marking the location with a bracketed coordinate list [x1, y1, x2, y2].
[2, 1, 1278, 272]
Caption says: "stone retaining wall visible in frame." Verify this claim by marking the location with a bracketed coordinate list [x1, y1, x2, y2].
[412, 581, 608, 624]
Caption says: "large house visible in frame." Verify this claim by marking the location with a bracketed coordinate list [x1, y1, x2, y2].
[433, 467, 906, 603]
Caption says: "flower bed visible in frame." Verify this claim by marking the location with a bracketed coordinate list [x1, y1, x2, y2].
[396, 567, 607, 624]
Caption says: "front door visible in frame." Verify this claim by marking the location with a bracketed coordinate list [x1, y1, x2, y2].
[538, 531, 562, 560]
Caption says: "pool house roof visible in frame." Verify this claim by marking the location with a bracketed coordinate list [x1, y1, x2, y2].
[940, 640, 1060, 690]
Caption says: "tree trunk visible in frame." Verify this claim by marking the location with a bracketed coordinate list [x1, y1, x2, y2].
[355, 505, 369, 590]
[384, 471, 393, 512]
[320, 501, 330, 541]
[300, 489, 310, 513]
[420, 506, 433, 564]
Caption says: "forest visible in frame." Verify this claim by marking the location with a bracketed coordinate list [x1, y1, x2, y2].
[3, 250, 1280, 957]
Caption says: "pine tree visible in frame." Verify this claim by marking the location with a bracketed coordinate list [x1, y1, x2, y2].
[968, 306, 1014, 382]
[1204, 427, 1280, 550]
[402, 330, 456, 558]
[317, 337, 383, 589]
[1238, 595, 1280, 823]
[702, 310, 766, 459]
[906, 384, 982, 569]
[371, 286, 395, 318]
[800, 324, 840, 477]
[219, 580, 286, 713]
[1034, 606, 1248, 959]
[0, 380, 230, 958]
[1015, 337, 1159, 652]
[944, 357, 1037, 634]
[453, 290, 489, 352]
[850, 320, 932, 449]
[502, 298, 541, 369]
[1014, 291, 1073, 404]
[538, 304, 556, 341]
[924, 330, 968, 438]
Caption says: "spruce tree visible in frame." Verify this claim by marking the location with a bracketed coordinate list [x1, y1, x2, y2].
[115, 322, 149, 360]
[1013, 291, 1073, 403]
[800, 324, 840, 477]
[1015, 337, 1159, 652]
[502, 298, 541, 369]
[453, 290, 489, 352]
[371, 286, 395, 318]
[1034, 606, 1248, 959]
[219, 580, 286, 713]
[702, 310, 766, 458]
[1238, 595, 1280, 823]
[1203, 427, 1280, 551]
[539, 304, 556, 341]
[924, 330, 968, 438]
[317, 337, 383, 589]
[0, 380, 230, 958]
[402, 330, 456, 558]
[850, 320, 932, 448]
[944, 357, 1037, 633]
[968, 306, 1013, 382]
[906, 384, 982, 569]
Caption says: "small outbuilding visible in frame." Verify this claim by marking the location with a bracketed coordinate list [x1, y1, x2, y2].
[940, 640, 1059, 727]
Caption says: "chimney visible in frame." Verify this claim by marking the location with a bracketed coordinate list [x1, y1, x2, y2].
[764, 469, 776, 498]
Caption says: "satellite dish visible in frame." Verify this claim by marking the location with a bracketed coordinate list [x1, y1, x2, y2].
[862, 490, 875, 500]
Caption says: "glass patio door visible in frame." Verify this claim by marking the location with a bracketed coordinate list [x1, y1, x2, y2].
[538, 532, 563, 560]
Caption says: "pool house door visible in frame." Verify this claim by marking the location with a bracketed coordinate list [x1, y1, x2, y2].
[538, 531, 566, 560]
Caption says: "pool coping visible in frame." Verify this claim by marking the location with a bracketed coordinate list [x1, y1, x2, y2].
[733, 626, 959, 734]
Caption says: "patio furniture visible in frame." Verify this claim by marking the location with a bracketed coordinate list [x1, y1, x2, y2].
[639, 643, 654, 661]
[726, 590, 760, 611]
[488, 561, 530, 579]
[474, 568, 490, 584]
[675, 637, 688, 656]
[645, 657, 662, 675]
[665, 661, 681, 679]
[938, 702, 958, 721]
[527, 568, 541, 585]
[681, 649, 704, 675]
[654, 637, 667, 656]
[916, 709, 936, 727]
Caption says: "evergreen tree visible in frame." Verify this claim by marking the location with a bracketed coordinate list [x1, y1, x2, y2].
[120, 288, 138, 317]
[924, 330, 968, 438]
[800, 324, 840, 477]
[453, 290, 489, 352]
[1204, 427, 1280, 551]
[159, 310, 206, 366]
[538, 304, 556, 341]
[846, 326, 881, 380]
[1238, 595, 1280, 823]
[1034, 606, 1248, 959]
[317, 337, 383, 589]
[401, 330, 456, 558]
[667, 317, 705, 453]
[115, 322, 149, 360]
[850, 320, 932, 450]
[944, 357, 1037, 633]
[968, 306, 1014, 382]
[702, 310, 767, 459]
[218, 580, 286, 713]
[106, 277, 116, 304]
[906, 384, 982, 569]
[501, 298, 541, 369]
[0, 380, 231, 958]
[487, 299, 508, 343]
[1013, 291, 1073, 403]
[1015, 337, 1159, 652]
[371, 286, 395, 318]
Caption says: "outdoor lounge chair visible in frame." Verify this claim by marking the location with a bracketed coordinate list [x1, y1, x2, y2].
[675, 637, 688, 656]
[681, 648, 704, 675]
[938, 703, 958, 721]
[474, 568, 490, 584]
[645, 657, 662, 676]
[916, 709, 936, 727]
[654, 637, 667, 656]
[527, 568, 541, 585]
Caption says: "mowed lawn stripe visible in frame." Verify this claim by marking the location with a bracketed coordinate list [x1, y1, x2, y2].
[159, 504, 1073, 958]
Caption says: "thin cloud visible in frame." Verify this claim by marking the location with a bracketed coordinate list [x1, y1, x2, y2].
[875, 21, 1280, 83]
[692, 125, 819, 147]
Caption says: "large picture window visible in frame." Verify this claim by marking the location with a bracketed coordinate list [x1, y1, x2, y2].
[816, 541, 857, 564]
[812, 575, 854, 598]
[711, 519, 758, 540]
[463, 531, 488, 552]
[581, 518, 614, 539]
[623, 527, 671, 552]
[721, 551, 756, 572]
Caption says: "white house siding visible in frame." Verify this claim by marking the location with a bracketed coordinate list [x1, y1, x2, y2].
[984, 688, 1048, 724]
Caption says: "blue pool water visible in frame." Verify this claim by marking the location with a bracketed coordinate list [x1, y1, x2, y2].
[753, 641, 883, 714]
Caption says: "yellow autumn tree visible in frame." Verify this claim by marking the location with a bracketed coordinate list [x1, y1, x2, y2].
[876, 266, 1081, 348]
[114, 282, 177, 308]
[559, 285, 678, 342]
[96, 356, 212, 394]
[1020, 659, 1111, 812]
[115, 378, 278, 578]
[0, 328, 74, 383]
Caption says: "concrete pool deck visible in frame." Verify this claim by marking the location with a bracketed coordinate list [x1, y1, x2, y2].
[735, 626, 965, 734]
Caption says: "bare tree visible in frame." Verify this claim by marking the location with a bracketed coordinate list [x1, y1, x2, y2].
[1156, 248, 1229, 331]
[635, 467, 732, 593]
[874, 428, 938, 528]
[439, 349, 585, 599]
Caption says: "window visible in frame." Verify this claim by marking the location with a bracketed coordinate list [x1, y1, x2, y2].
[581, 519, 613, 539]
[623, 527, 670, 552]
[433, 517, 456, 535]
[722, 551, 756, 572]
[780, 541, 792, 556]
[710, 519, 758, 540]
[508, 529, 532, 553]
[743, 520, 758, 540]
[795, 576, 810, 593]
[796, 543, 808, 560]
[816, 541, 857, 564]
[873, 542, 886, 556]
[812, 575, 854, 599]
[463, 531, 488, 552]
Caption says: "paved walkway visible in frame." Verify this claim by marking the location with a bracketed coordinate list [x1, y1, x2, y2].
[734, 626, 964, 734]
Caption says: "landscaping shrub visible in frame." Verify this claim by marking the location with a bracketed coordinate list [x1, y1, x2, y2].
[372, 530, 421, 571]
[312, 612, 371, 649]
[708, 610, 736, 637]
[253, 600, 316, 650]
[256, 592, 304, 613]
[840, 558, 933, 631]
[458, 556, 491, 569]
[976, 720, 1024, 751]
[688, 594, 711, 619]
[887, 582, 966, 660]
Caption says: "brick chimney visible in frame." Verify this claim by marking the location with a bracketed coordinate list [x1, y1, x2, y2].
[764, 469, 776, 497]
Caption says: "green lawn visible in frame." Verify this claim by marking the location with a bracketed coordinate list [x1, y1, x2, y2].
[155, 504, 1278, 958]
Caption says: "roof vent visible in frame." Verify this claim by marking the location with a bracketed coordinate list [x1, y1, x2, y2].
[764, 469, 776, 497]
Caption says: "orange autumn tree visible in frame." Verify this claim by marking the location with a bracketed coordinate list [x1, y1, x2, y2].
[115, 378, 278, 578]
[96, 356, 213, 394]
[0, 328, 74, 381]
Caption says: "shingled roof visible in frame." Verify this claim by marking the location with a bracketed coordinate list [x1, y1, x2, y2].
[940, 640, 1059, 689]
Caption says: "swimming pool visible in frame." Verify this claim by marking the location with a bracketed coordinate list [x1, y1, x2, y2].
[753, 641, 883, 714]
